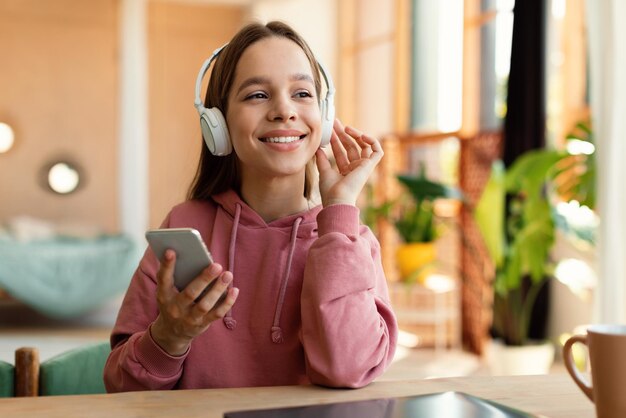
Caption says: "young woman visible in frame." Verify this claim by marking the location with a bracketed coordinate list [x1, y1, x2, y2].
[104, 21, 397, 392]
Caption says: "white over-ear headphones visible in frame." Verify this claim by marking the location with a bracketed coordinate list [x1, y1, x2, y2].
[193, 43, 336, 156]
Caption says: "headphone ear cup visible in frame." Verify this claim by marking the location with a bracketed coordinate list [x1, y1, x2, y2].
[319, 99, 334, 147]
[200, 107, 231, 156]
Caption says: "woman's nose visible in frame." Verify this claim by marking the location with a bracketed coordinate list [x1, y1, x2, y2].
[267, 95, 297, 121]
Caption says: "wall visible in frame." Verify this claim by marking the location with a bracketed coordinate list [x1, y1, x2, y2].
[355, 0, 395, 136]
[147, 1, 245, 227]
[0, 0, 246, 232]
[249, 0, 337, 77]
[335, 0, 396, 137]
[0, 0, 120, 232]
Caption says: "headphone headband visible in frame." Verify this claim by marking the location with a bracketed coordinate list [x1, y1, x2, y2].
[194, 44, 227, 111]
[316, 59, 335, 103]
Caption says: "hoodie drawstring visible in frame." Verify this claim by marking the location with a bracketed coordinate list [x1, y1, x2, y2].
[271, 216, 302, 344]
[223, 203, 241, 330]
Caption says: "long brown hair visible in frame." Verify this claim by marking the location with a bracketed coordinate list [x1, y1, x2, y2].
[187, 21, 323, 201]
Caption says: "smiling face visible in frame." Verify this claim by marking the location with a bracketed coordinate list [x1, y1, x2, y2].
[226, 36, 322, 188]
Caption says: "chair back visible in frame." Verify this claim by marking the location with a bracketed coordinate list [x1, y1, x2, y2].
[39, 341, 110, 396]
[0, 359, 14, 397]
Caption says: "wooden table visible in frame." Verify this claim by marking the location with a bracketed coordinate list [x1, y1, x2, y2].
[0, 374, 593, 418]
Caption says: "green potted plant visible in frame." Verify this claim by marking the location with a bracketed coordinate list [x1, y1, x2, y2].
[391, 166, 462, 283]
[363, 165, 462, 283]
[475, 122, 595, 373]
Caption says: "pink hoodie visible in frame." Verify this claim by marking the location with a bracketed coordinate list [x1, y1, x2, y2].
[104, 190, 397, 391]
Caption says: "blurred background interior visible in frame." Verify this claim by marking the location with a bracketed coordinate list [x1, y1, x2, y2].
[1, 0, 624, 380]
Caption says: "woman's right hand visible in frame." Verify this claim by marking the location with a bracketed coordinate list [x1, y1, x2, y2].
[150, 249, 239, 356]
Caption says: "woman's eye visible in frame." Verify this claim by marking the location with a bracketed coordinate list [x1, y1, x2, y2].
[294, 91, 313, 99]
[245, 92, 267, 100]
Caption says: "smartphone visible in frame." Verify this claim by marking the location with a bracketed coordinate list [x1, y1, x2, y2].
[145, 228, 214, 292]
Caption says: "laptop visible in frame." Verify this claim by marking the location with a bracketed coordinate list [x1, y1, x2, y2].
[224, 391, 541, 418]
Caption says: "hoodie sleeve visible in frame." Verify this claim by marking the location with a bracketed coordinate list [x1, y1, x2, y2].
[103, 262, 190, 392]
[103, 214, 190, 392]
[301, 204, 398, 388]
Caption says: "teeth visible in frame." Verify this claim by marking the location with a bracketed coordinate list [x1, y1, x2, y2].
[262, 136, 302, 143]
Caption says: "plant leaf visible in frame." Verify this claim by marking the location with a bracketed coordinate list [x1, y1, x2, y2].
[474, 160, 506, 268]
[397, 175, 463, 201]
[505, 149, 564, 195]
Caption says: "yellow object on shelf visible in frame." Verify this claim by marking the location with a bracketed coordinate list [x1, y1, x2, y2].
[395, 242, 436, 283]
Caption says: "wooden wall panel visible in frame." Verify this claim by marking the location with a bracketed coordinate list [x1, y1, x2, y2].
[0, 0, 119, 232]
[0, 0, 246, 233]
[147, 2, 245, 227]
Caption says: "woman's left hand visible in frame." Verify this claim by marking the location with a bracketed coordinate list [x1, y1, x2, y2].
[316, 119, 384, 207]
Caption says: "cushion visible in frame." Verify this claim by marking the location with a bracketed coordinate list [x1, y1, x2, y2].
[0, 360, 14, 397]
[39, 342, 110, 396]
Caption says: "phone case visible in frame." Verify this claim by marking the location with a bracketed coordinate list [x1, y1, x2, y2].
[145, 228, 214, 291]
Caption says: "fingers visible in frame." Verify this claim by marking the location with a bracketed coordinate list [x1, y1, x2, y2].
[192, 270, 233, 314]
[154, 254, 240, 346]
[330, 130, 351, 175]
[202, 287, 239, 318]
[347, 126, 384, 164]
[331, 119, 383, 175]
[315, 148, 332, 174]
[334, 119, 361, 162]
[156, 249, 176, 303]
[344, 126, 374, 159]
[179, 263, 223, 303]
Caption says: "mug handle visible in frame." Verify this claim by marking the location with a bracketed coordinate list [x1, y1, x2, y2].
[563, 334, 594, 402]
